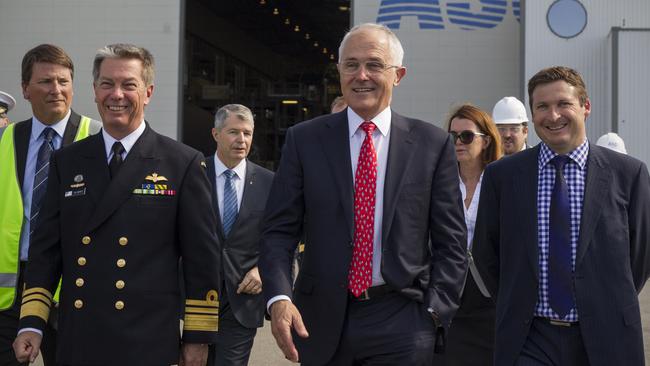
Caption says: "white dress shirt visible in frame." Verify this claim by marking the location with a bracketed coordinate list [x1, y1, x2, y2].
[101, 121, 146, 163]
[458, 172, 483, 250]
[213, 155, 246, 217]
[267, 106, 392, 311]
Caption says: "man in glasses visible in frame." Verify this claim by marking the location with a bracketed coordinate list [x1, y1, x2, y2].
[260, 23, 467, 365]
[492, 96, 530, 155]
[474, 66, 650, 365]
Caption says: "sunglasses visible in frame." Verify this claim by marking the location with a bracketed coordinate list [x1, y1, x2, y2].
[450, 130, 486, 144]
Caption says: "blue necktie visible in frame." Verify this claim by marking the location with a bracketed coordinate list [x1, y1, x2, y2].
[548, 155, 575, 318]
[30, 127, 57, 238]
[222, 169, 238, 237]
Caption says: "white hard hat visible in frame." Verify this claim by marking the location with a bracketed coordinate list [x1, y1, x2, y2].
[596, 132, 627, 154]
[492, 96, 529, 125]
[0, 91, 16, 112]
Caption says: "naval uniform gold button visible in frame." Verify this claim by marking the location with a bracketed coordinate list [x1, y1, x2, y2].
[116, 259, 126, 268]
[75, 278, 84, 287]
[81, 236, 91, 245]
[115, 301, 124, 310]
[115, 280, 125, 289]
[118, 237, 128, 246]
[74, 299, 83, 309]
[77, 257, 87, 266]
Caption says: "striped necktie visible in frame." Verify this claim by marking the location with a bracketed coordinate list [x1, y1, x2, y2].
[222, 169, 238, 237]
[29, 127, 57, 238]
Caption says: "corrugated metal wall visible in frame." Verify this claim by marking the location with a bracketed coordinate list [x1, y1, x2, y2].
[616, 29, 650, 165]
[524, 0, 650, 162]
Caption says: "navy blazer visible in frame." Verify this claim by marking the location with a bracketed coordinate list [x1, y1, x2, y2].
[206, 156, 274, 328]
[474, 144, 650, 366]
[259, 110, 468, 365]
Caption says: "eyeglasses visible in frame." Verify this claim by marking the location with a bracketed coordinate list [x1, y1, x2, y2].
[497, 126, 524, 134]
[338, 61, 400, 75]
[450, 130, 486, 144]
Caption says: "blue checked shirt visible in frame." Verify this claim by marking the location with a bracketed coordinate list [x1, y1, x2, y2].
[534, 140, 589, 322]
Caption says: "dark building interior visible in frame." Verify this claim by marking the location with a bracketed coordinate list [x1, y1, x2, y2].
[183, 0, 351, 169]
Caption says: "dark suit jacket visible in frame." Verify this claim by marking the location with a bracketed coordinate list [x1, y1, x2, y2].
[21, 124, 222, 365]
[474, 144, 650, 366]
[259, 110, 468, 365]
[13, 110, 97, 189]
[206, 156, 274, 328]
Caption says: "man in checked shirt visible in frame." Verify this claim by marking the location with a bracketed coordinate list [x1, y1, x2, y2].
[474, 66, 650, 366]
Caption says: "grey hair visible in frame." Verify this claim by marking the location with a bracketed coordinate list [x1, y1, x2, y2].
[93, 43, 155, 86]
[214, 104, 255, 130]
[338, 23, 404, 66]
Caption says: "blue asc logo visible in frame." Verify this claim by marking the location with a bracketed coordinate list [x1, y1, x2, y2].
[376, 0, 521, 30]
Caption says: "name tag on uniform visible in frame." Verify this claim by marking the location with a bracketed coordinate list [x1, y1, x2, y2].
[65, 188, 86, 198]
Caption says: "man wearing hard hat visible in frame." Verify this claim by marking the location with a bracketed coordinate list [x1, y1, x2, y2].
[492, 96, 529, 155]
[0, 91, 16, 127]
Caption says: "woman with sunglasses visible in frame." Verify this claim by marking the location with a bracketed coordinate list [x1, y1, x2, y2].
[435, 103, 502, 365]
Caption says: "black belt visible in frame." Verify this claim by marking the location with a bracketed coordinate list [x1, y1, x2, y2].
[535, 317, 579, 327]
[349, 284, 394, 302]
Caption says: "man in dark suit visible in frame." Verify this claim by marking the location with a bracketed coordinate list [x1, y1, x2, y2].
[205, 104, 273, 366]
[13, 43, 221, 366]
[259, 23, 467, 366]
[0, 44, 99, 366]
[474, 66, 650, 366]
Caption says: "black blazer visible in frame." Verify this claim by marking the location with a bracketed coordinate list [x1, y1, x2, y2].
[474, 144, 650, 366]
[259, 110, 468, 365]
[21, 124, 222, 365]
[206, 156, 274, 328]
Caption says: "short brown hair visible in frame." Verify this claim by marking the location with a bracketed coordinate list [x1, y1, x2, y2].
[527, 66, 588, 110]
[21, 44, 74, 84]
[93, 43, 155, 86]
[446, 103, 503, 166]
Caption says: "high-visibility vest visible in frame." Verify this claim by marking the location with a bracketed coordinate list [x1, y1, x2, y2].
[0, 116, 94, 310]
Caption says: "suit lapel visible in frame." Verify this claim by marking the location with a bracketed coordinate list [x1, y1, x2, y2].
[382, 113, 416, 240]
[514, 146, 541, 280]
[77, 133, 110, 206]
[62, 110, 81, 146]
[14, 119, 32, 188]
[576, 146, 610, 267]
[320, 114, 354, 239]
[206, 155, 224, 238]
[84, 125, 159, 233]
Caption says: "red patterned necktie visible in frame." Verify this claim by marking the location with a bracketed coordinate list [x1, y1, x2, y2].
[349, 121, 378, 297]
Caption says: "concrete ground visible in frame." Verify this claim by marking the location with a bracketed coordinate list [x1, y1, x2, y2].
[31, 287, 650, 365]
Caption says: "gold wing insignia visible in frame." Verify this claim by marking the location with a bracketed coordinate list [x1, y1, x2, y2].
[145, 173, 168, 182]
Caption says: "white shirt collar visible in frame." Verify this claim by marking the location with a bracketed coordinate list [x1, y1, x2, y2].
[214, 154, 247, 180]
[31, 110, 71, 141]
[347, 106, 391, 138]
[102, 121, 146, 159]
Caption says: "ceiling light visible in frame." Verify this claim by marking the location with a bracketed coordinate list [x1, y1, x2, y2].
[322, 47, 328, 54]
[294, 25, 300, 32]
[313, 41, 319, 47]
[339, 6, 349, 11]
[305, 33, 310, 40]
[260, 0, 266, 4]
[273, 8, 279, 15]
[282, 100, 299, 105]
[284, 18, 290, 25]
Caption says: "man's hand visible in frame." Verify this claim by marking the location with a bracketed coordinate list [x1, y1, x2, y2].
[179, 343, 208, 366]
[13, 331, 42, 363]
[237, 266, 262, 295]
[270, 300, 309, 362]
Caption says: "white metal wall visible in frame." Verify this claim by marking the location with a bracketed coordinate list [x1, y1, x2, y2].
[523, 0, 650, 158]
[0, 0, 182, 139]
[353, 0, 521, 127]
[616, 30, 650, 166]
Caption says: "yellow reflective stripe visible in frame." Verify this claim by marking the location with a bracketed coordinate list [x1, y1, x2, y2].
[0, 124, 23, 310]
[74, 116, 92, 141]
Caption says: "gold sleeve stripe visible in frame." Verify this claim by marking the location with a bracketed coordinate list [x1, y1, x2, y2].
[22, 293, 52, 306]
[23, 287, 53, 301]
[184, 313, 218, 332]
[20, 300, 51, 322]
[185, 306, 219, 315]
[298, 243, 305, 253]
[185, 289, 219, 307]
